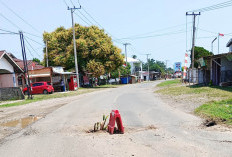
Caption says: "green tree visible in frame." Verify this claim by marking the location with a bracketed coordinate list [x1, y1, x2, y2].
[32, 58, 40, 64]
[132, 55, 137, 59]
[111, 63, 131, 78]
[43, 24, 124, 77]
[190, 46, 213, 68]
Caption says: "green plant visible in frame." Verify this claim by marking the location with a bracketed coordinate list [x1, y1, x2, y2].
[209, 80, 213, 86]
[93, 114, 109, 132]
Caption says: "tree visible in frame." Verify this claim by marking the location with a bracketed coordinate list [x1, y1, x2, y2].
[132, 55, 137, 59]
[111, 63, 131, 78]
[190, 46, 213, 68]
[32, 58, 40, 64]
[143, 59, 166, 73]
[43, 24, 124, 77]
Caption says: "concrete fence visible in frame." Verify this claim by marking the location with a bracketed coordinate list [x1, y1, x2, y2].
[0, 87, 24, 101]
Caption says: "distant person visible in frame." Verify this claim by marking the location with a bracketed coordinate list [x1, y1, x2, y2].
[60, 79, 65, 92]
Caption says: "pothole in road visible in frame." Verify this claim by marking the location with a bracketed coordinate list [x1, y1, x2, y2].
[85, 125, 157, 134]
[203, 120, 216, 127]
[0, 116, 41, 129]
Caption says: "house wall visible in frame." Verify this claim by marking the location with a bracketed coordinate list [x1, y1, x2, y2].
[221, 57, 232, 71]
[0, 74, 16, 88]
[0, 57, 14, 73]
[230, 45, 232, 52]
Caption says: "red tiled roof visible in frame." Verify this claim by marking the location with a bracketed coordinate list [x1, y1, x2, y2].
[0, 50, 5, 58]
[15, 60, 45, 70]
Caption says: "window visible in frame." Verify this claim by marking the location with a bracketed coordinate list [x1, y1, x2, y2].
[18, 76, 22, 86]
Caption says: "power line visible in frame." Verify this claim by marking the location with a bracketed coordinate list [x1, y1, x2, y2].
[24, 37, 42, 59]
[118, 29, 189, 40]
[0, 0, 40, 33]
[69, 0, 75, 6]
[0, 28, 18, 34]
[190, 0, 232, 12]
[122, 22, 192, 39]
[73, 12, 91, 25]
[0, 13, 21, 30]
[24, 36, 44, 46]
[63, 0, 69, 7]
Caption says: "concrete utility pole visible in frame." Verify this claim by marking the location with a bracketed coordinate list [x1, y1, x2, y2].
[211, 37, 217, 54]
[45, 40, 49, 67]
[19, 31, 32, 99]
[123, 43, 131, 84]
[186, 12, 200, 83]
[68, 5, 81, 89]
[145, 54, 151, 81]
[218, 33, 220, 54]
[165, 60, 169, 79]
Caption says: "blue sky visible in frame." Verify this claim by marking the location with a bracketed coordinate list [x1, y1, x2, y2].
[0, 0, 232, 68]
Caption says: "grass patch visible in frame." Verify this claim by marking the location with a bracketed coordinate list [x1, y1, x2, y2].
[157, 79, 181, 87]
[156, 81, 232, 126]
[195, 99, 232, 125]
[93, 84, 124, 88]
[157, 85, 232, 99]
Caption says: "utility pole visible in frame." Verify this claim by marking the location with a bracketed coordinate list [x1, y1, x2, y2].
[218, 33, 220, 54]
[211, 37, 217, 54]
[45, 40, 48, 67]
[186, 12, 200, 83]
[68, 5, 81, 89]
[165, 60, 169, 79]
[145, 54, 151, 81]
[123, 43, 131, 84]
[19, 31, 32, 99]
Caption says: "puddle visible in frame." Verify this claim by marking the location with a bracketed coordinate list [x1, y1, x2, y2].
[0, 116, 40, 129]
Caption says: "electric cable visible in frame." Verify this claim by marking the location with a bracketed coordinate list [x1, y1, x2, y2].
[24, 36, 42, 59]
[190, 0, 232, 12]
[24, 36, 44, 46]
[0, 0, 40, 33]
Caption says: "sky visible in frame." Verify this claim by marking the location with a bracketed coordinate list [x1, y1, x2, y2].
[0, 0, 232, 68]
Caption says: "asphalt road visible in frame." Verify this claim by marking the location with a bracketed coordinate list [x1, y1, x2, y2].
[0, 81, 232, 157]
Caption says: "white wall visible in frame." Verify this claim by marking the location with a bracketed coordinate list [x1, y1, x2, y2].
[0, 57, 14, 73]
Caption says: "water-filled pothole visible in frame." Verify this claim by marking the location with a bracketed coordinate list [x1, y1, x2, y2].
[0, 116, 40, 129]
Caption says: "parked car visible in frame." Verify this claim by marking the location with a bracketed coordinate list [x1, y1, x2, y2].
[23, 82, 54, 95]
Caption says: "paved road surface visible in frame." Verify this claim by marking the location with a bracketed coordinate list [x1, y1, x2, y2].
[0, 81, 232, 157]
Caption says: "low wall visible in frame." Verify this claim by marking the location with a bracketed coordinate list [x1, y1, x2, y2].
[0, 87, 24, 101]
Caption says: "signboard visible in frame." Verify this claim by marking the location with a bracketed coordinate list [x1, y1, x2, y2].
[174, 62, 182, 72]
[52, 67, 64, 73]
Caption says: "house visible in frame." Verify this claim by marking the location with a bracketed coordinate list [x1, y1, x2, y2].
[125, 57, 142, 75]
[196, 52, 232, 86]
[28, 67, 77, 91]
[124, 57, 143, 81]
[0, 51, 24, 88]
[0, 50, 24, 100]
[226, 38, 232, 52]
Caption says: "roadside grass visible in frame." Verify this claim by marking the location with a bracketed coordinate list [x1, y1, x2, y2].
[157, 84, 232, 100]
[156, 81, 232, 125]
[195, 99, 232, 125]
[93, 84, 124, 88]
[0, 84, 122, 108]
[156, 79, 181, 87]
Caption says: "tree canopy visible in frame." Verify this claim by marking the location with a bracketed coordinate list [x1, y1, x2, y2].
[43, 24, 124, 77]
[190, 46, 213, 68]
[143, 59, 166, 73]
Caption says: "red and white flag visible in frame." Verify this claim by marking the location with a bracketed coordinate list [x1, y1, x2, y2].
[219, 33, 224, 36]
